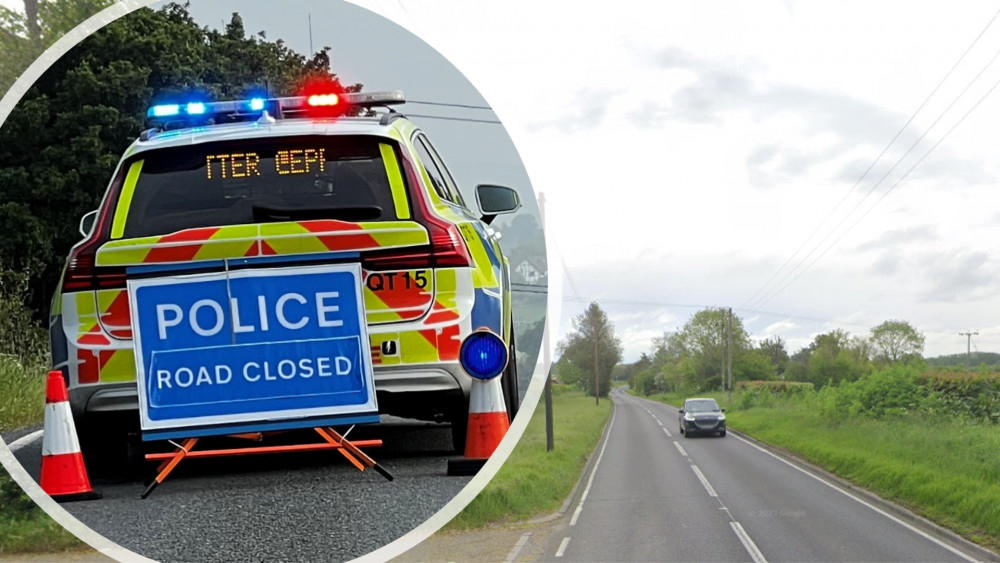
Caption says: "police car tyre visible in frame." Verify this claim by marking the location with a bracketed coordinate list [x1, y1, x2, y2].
[502, 332, 518, 422]
[450, 401, 469, 453]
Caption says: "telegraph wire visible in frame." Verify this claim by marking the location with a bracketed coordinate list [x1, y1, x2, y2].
[403, 113, 502, 125]
[754, 68, 1000, 310]
[407, 100, 493, 110]
[741, 6, 1000, 311]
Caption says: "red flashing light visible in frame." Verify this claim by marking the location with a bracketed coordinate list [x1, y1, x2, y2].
[307, 94, 340, 107]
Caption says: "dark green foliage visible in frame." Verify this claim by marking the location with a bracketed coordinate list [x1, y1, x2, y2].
[0, 3, 359, 316]
[0, 471, 36, 516]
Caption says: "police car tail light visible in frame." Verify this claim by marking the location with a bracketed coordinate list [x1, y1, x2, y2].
[426, 217, 472, 267]
[63, 243, 127, 292]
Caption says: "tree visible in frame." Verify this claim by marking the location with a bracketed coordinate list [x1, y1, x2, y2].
[797, 329, 871, 386]
[758, 336, 789, 377]
[0, 4, 361, 316]
[556, 302, 622, 399]
[870, 319, 925, 365]
[1, 0, 114, 94]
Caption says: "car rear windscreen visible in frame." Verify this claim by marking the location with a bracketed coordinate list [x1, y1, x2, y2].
[121, 135, 404, 239]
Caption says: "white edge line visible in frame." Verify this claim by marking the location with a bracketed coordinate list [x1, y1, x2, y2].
[504, 532, 531, 562]
[673, 441, 687, 457]
[569, 406, 617, 526]
[691, 465, 718, 498]
[555, 537, 571, 558]
[731, 434, 980, 563]
[731, 521, 768, 563]
[7, 429, 43, 452]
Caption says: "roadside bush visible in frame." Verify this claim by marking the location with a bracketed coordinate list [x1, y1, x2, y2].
[0, 268, 48, 365]
[918, 372, 1000, 422]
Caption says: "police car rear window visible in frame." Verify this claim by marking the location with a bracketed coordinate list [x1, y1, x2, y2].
[121, 136, 405, 239]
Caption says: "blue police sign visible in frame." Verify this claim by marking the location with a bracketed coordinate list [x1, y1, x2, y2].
[128, 264, 378, 439]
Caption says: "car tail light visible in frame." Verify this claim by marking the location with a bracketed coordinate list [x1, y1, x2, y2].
[362, 154, 472, 271]
[62, 241, 127, 292]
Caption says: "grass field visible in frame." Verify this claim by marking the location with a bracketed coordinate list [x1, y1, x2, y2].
[0, 356, 46, 432]
[445, 386, 612, 529]
[0, 471, 85, 554]
[632, 387, 1000, 552]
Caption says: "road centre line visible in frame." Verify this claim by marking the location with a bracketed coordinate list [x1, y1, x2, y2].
[662, 427, 672, 438]
[656, 418, 663, 426]
[570, 406, 617, 526]
[505, 532, 531, 562]
[731, 434, 979, 563]
[691, 465, 718, 497]
[6, 429, 43, 452]
[673, 441, 687, 457]
[731, 522, 768, 563]
[555, 537, 571, 558]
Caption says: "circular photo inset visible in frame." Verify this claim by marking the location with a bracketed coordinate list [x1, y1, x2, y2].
[0, 1, 547, 561]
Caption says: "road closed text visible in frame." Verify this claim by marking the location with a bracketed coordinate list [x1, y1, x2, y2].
[155, 355, 353, 390]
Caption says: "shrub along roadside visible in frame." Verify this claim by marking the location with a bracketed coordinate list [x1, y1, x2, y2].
[445, 387, 612, 529]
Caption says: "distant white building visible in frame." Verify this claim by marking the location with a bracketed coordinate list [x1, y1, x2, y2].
[515, 259, 545, 285]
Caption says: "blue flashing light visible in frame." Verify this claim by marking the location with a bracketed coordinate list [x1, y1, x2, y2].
[459, 331, 508, 380]
[249, 98, 265, 111]
[150, 104, 180, 117]
[186, 102, 206, 115]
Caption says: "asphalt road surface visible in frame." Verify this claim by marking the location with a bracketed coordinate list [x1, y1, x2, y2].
[6, 418, 471, 562]
[534, 388, 991, 563]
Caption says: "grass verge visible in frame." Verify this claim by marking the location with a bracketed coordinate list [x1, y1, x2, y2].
[0, 471, 86, 554]
[633, 388, 1000, 552]
[0, 356, 46, 432]
[445, 387, 612, 529]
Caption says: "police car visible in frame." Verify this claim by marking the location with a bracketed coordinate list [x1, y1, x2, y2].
[49, 90, 522, 462]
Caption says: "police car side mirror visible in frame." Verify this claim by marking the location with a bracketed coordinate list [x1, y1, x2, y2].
[476, 184, 521, 225]
[79, 210, 98, 237]
[678, 409, 685, 414]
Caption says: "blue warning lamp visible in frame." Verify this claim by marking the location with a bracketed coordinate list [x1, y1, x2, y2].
[459, 330, 508, 380]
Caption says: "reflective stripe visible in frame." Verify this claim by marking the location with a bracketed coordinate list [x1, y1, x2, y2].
[111, 160, 144, 239]
[380, 143, 410, 219]
[42, 401, 81, 456]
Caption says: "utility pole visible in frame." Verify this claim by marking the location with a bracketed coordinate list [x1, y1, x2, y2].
[727, 307, 733, 403]
[720, 315, 725, 392]
[959, 331, 978, 370]
[540, 193, 554, 452]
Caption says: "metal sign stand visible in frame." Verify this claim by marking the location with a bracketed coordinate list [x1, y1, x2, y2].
[140, 426, 393, 498]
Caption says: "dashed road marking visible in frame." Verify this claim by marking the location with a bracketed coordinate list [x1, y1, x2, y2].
[555, 537, 571, 558]
[673, 441, 688, 457]
[662, 427, 672, 438]
[505, 532, 531, 562]
[731, 522, 768, 563]
[691, 465, 718, 497]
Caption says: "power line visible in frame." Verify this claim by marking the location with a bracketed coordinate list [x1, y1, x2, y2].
[407, 100, 493, 110]
[741, 6, 1000, 311]
[403, 113, 502, 124]
[754, 68, 1000, 310]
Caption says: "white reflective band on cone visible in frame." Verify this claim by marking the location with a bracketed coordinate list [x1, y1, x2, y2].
[469, 377, 507, 414]
[42, 401, 82, 456]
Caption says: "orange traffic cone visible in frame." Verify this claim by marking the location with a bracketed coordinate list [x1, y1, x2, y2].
[40, 371, 101, 502]
[447, 376, 510, 476]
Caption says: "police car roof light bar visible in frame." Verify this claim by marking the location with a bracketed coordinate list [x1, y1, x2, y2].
[145, 90, 406, 131]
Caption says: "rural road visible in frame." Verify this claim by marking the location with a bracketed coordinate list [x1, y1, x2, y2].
[400, 388, 998, 563]
[6, 418, 472, 562]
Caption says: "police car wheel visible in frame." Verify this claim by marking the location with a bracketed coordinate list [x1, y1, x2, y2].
[450, 402, 469, 453]
[502, 332, 519, 423]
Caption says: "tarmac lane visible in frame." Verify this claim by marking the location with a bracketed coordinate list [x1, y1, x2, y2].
[4, 418, 473, 562]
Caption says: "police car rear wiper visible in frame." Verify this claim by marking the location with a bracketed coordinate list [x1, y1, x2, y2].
[251, 205, 382, 222]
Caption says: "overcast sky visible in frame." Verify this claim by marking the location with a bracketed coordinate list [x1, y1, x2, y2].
[6, 0, 1000, 363]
